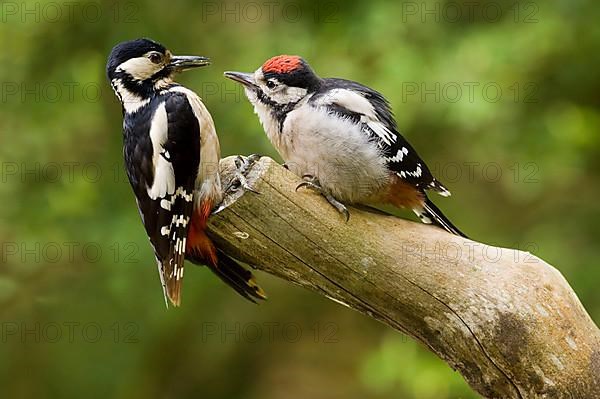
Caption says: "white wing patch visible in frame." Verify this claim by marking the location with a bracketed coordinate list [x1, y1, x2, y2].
[396, 164, 423, 179]
[366, 119, 396, 146]
[318, 88, 377, 118]
[316, 88, 397, 145]
[386, 147, 409, 162]
[147, 102, 176, 200]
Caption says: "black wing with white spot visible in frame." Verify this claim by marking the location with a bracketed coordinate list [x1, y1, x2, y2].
[123, 92, 201, 305]
[312, 78, 449, 195]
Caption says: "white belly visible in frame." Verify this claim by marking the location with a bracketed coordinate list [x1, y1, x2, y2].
[279, 105, 390, 203]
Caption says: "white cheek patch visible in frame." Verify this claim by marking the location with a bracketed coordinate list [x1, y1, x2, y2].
[269, 86, 308, 104]
[117, 56, 160, 81]
[255, 68, 308, 105]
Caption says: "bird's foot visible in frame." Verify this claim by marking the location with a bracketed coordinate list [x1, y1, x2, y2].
[296, 175, 350, 222]
[236, 154, 261, 176]
[231, 154, 261, 194]
[214, 154, 261, 214]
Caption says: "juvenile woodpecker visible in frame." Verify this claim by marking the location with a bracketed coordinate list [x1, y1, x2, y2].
[107, 38, 265, 306]
[225, 55, 467, 237]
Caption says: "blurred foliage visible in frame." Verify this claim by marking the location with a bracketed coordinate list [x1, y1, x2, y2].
[0, 0, 599, 398]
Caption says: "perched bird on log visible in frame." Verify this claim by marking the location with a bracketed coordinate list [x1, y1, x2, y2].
[107, 38, 265, 306]
[225, 55, 467, 237]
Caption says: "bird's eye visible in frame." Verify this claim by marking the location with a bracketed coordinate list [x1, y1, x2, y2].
[148, 52, 163, 64]
[266, 80, 276, 89]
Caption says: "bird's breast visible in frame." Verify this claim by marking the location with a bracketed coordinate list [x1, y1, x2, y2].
[281, 105, 390, 203]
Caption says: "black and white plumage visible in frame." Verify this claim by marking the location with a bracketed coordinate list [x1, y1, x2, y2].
[225, 55, 466, 237]
[107, 38, 265, 306]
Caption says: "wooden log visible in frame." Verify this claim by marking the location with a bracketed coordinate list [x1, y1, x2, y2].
[207, 156, 600, 398]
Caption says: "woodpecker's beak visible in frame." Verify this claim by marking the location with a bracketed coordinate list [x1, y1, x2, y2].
[224, 71, 257, 88]
[169, 55, 211, 72]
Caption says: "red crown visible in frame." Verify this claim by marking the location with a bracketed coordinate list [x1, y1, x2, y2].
[262, 55, 302, 74]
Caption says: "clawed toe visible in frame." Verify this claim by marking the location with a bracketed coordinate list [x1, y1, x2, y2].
[295, 181, 321, 192]
[295, 175, 350, 221]
[237, 154, 261, 170]
[233, 173, 260, 194]
[324, 193, 350, 222]
[231, 155, 261, 194]
[216, 155, 262, 214]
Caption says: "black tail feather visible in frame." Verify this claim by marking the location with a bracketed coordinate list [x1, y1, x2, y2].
[207, 249, 267, 303]
[417, 196, 468, 238]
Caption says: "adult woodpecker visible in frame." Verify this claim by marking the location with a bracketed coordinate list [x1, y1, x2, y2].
[225, 55, 467, 237]
[107, 38, 265, 306]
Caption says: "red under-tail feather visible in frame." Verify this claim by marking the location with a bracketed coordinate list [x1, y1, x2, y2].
[185, 200, 266, 302]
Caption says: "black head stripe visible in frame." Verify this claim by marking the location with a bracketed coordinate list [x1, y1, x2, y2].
[263, 60, 321, 91]
[107, 38, 166, 78]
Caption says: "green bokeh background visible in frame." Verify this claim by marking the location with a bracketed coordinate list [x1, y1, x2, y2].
[1, 1, 599, 398]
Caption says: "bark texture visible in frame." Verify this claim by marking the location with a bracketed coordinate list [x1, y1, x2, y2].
[208, 156, 600, 399]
